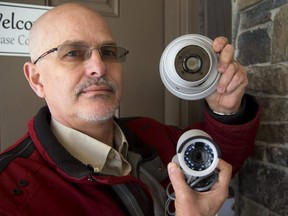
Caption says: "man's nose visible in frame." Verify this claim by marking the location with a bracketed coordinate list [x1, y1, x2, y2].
[84, 49, 106, 77]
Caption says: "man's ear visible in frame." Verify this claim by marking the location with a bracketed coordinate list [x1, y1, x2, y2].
[23, 62, 45, 98]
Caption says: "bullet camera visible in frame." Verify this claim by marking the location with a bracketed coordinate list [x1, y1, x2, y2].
[172, 129, 220, 192]
[160, 34, 220, 100]
[165, 129, 221, 215]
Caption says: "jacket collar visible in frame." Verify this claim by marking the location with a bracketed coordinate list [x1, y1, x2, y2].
[32, 106, 157, 179]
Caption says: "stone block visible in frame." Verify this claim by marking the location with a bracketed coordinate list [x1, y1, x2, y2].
[240, 159, 288, 215]
[255, 96, 288, 122]
[240, 1, 288, 28]
[269, 211, 283, 216]
[250, 144, 265, 161]
[237, 28, 271, 65]
[246, 64, 288, 95]
[272, 4, 288, 63]
[239, 196, 269, 216]
[236, 0, 262, 11]
[239, 1, 271, 29]
[267, 146, 288, 167]
[257, 124, 288, 143]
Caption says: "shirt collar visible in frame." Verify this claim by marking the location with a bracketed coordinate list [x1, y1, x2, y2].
[50, 117, 129, 174]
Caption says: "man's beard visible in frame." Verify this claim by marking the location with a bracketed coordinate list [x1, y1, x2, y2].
[74, 77, 120, 122]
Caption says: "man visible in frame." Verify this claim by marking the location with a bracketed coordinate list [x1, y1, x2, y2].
[0, 3, 260, 216]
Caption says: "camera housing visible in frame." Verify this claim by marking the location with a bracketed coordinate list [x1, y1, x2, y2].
[172, 129, 220, 191]
[160, 34, 220, 100]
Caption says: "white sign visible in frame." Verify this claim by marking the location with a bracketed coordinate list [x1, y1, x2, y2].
[0, 2, 52, 57]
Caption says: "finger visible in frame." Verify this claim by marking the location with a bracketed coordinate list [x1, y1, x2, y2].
[167, 162, 190, 193]
[233, 60, 240, 71]
[223, 61, 248, 94]
[216, 159, 232, 188]
[212, 36, 229, 52]
[217, 60, 243, 94]
[225, 64, 248, 94]
[209, 160, 232, 208]
[217, 44, 235, 73]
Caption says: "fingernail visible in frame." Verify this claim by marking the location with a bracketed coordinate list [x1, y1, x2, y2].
[168, 162, 178, 174]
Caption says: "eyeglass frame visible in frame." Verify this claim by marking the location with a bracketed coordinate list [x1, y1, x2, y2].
[33, 43, 129, 64]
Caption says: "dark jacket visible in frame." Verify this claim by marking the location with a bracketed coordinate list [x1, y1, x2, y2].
[0, 95, 260, 216]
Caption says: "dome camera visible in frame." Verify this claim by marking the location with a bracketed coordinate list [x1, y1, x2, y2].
[160, 34, 220, 100]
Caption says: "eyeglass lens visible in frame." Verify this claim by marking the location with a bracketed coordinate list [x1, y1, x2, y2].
[57, 44, 129, 62]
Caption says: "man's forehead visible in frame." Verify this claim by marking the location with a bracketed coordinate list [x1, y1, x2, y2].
[35, 3, 110, 33]
[33, 8, 113, 45]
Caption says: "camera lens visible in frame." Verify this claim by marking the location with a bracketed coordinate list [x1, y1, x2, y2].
[191, 147, 208, 164]
[184, 142, 214, 171]
[183, 55, 202, 73]
[175, 45, 211, 82]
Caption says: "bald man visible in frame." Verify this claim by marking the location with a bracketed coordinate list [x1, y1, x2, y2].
[0, 3, 260, 216]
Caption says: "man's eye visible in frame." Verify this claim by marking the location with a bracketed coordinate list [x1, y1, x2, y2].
[102, 49, 117, 58]
[66, 50, 86, 57]
[59, 48, 87, 62]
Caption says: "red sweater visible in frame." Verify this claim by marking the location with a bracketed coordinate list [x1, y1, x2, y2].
[0, 100, 260, 216]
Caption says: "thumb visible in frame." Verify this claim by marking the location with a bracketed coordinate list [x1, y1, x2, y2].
[168, 162, 187, 191]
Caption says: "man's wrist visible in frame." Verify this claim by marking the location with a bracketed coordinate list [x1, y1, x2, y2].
[205, 94, 259, 125]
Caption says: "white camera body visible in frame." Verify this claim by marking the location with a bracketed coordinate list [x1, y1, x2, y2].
[173, 129, 220, 179]
[160, 34, 220, 100]
[165, 129, 220, 214]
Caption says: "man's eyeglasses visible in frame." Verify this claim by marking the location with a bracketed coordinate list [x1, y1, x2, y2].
[33, 44, 129, 64]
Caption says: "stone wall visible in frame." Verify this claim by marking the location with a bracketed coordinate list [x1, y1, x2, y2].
[233, 0, 288, 215]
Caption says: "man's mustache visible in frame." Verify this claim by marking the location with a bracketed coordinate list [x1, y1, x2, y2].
[74, 77, 117, 96]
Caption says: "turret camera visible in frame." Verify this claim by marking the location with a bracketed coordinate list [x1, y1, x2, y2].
[160, 34, 220, 100]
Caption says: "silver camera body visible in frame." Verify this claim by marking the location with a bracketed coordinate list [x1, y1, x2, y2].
[172, 129, 220, 192]
[160, 34, 220, 100]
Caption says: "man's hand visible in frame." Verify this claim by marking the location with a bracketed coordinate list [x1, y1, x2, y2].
[206, 36, 248, 114]
[168, 159, 232, 216]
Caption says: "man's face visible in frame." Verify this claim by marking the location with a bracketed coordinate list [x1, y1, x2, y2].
[30, 8, 123, 127]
